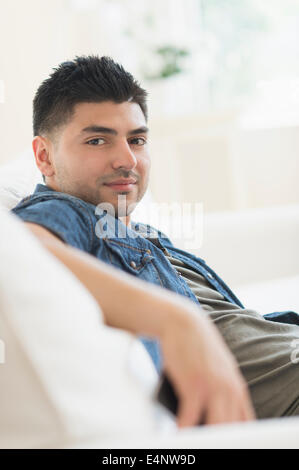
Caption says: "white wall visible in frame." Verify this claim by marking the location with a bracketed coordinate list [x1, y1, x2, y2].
[0, 0, 70, 163]
[149, 113, 299, 211]
[230, 125, 299, 209]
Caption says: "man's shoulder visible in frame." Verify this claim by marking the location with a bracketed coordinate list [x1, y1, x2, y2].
[10, 184, 96, 251]
[11, 184, 95, 215]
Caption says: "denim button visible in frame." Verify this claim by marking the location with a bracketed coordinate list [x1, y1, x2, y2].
[130, 260, 137, 269]
[207, 272, 214, 279]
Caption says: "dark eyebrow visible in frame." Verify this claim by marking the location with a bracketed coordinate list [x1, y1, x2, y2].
[79, 125, 149, 136]
[128, 126, 149, 136]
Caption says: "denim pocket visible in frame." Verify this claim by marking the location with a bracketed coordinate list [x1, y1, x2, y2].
[104, 239, 154, 276]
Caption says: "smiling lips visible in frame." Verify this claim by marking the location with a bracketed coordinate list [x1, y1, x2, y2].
[104, 178, 137, 191]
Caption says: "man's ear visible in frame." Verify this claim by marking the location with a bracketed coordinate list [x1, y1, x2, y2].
[32, 135, 55, 179]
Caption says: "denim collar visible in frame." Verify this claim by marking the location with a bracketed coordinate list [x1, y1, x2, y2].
[33, 183, 164, 246]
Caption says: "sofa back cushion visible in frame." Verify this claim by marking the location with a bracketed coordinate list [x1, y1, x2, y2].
[0, 207, 160, 448]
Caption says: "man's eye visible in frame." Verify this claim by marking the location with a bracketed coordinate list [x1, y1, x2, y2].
[131, 137, 147, 145]
[86, 138, 105, 146]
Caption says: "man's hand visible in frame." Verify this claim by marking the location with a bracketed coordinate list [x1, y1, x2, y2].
[24, 222, 256, 428]
[160, 302, 255, 427]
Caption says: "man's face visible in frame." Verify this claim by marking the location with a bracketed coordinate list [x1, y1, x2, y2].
[36, 101, 150, 218]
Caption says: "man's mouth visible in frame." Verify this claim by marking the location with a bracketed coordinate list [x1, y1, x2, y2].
[104, 178, 137, 192]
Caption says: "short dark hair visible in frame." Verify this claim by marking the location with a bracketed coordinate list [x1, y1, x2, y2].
[33, 55, 148, 140]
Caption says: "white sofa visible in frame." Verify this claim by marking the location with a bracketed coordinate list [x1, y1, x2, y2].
[171, 205, 299, 315]
[1, 150, 299, 449]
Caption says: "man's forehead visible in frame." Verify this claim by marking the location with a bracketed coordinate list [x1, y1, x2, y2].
[59, 101, 147, 140]
[72, 100, 145, 126]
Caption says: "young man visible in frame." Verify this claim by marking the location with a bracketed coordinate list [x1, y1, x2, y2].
[11, 55, 299, 428]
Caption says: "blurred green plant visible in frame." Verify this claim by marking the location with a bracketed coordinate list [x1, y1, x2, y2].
[144, 45, 190, 80]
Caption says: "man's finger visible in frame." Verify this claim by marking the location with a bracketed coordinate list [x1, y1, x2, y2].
[204, 393, 230, 425]
[204, 385, 255, 425]
[176, 387, 205, 428]
[239, 386, 256, 421]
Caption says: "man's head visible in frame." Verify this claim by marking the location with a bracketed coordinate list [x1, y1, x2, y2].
[32, 55, 150, 220]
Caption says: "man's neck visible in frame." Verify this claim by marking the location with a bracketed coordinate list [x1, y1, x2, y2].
[119, 215, 131, 227]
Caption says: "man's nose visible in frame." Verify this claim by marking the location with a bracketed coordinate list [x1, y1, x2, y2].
[111, 141, 137, 170]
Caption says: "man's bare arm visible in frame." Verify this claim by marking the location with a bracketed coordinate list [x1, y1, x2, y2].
[25, 221, 256, 427]
[24, 222, 192, 337]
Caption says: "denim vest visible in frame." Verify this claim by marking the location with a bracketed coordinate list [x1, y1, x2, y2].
[11, 184, 298, 373]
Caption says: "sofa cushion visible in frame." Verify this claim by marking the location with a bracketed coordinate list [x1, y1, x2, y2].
[0, 149, 43, 210]
[0, 207, 160, 449]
